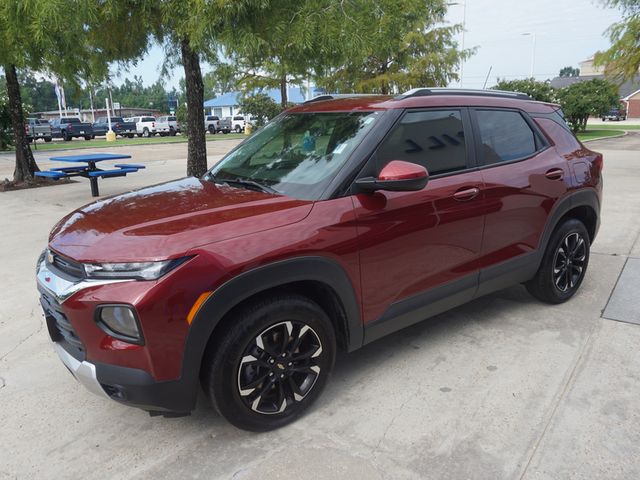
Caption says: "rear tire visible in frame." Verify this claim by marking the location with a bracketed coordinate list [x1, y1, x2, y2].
[44, 137, 52, 143]
[526, 219, 590, 304]
[142, 128, 150, 138]
[201, 294, 336, 432]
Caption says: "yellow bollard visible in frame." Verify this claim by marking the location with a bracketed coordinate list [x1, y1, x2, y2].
[106, 130, 116, 142]
[245, 124, 252, 135]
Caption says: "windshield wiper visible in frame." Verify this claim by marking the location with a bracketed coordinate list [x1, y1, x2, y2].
[212, 177, 278, 194]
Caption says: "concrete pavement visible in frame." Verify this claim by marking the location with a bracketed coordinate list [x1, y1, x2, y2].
[1, 136, 639, 479]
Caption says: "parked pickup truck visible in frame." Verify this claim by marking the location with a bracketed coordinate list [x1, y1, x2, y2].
[204, 115, 220, 134]
[156, 115, 180, 136]
[218, 117, 232, 134]
[26, 118, 52, 143]
[49, 117, 93, 141]
[231, 116, 246, 133]
[92, 117, 137, 138]
[601, 107, 627, 121]
[130, 116, 157, 137]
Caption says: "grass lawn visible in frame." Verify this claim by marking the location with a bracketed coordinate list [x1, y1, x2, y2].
[24, 133, 246, 152]
[577, 129, 625, 142]
[588, 124, 640, 130]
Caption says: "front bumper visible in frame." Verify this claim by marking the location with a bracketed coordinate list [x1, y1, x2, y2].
[37, 257, 196, 414]
[53, 342, 110, 399]
[52, 339, 193, 414]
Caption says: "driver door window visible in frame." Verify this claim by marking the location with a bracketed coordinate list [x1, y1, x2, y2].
[377, 110, 468, 176]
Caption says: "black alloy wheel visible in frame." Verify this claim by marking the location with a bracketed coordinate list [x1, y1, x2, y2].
[237, 320, 323, 415]
[202, 294, 336, 431]
[552, 232, 587, 293]
[526, 218, 590, 303]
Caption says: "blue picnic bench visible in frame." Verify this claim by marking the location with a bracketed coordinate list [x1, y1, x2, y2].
[35, 153, 145, 197]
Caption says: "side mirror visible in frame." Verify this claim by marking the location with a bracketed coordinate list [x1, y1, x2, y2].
[356, 160, 429, 193]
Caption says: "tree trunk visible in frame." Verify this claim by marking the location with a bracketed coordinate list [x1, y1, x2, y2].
[280, 75, 288, 108]
[5, 64, 39, 182]
[180, 38, 207, 177]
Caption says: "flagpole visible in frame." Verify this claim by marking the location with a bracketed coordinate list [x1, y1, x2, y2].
[55, 82, 63, 118]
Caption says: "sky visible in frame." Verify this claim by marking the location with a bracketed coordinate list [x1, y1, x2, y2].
[114, 0, 623, 92]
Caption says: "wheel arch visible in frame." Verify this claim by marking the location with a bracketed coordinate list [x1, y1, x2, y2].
[539, 189, 600, 254]
[178, 256, 363, 410]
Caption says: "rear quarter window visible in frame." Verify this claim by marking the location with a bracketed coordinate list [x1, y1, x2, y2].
[476, 110, 538, 165]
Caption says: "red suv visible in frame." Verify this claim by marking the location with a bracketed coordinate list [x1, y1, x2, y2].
[37, 89, 602, 431]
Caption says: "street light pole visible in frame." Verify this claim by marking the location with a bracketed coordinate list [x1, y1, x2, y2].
[448, 2, 467, 87]
[522, 32, 536, 78]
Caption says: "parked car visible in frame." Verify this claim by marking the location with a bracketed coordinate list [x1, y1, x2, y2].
[231, 115, 245, 133]
[92, 117, 136, 138]
[130, 116, 157, 137]
[205, 115, 220, 134]
[601, 107, 627, 121]
[156, 115, 180, 136]
[218, 116, 232, 134]
[37, 89, 602, 432]
[49, 117, 93, 141]
[25, 118, 52, 142]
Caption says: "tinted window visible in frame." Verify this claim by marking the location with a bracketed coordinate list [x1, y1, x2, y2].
[233, 116, 244, 121]
[476, 110, 536, 164]
[168, 116, 176, 121]
[62, 118, 80, 124]
[377, 110, 467, 176]
[143, 117, 155, 122]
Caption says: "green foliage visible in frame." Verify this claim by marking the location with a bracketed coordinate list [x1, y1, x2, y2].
[559, 66, 580, 77]
[595, 0, 640, 80]
[203, 62, 239, 98]
[492, 78, 557, 103]
[557, 79, 620, 132]
[316, 0, 472, 94]
[0, 89, 12, 150]
[238, 93, 283, 126]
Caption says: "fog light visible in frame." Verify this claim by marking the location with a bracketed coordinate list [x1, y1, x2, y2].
[97, 305, 142, 343]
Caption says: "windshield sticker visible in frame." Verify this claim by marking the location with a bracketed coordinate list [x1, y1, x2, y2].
[333, 143, 347, 154]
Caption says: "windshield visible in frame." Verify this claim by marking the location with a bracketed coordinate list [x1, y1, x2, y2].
[205, 111, 381, 200]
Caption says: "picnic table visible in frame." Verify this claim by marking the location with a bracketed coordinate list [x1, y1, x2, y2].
[34, 153, 145, 197]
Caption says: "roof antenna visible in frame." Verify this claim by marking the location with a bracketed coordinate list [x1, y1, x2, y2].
[483, 66, 493, 89]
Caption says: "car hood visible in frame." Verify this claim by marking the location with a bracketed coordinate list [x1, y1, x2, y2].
[48, 177, 313, 262]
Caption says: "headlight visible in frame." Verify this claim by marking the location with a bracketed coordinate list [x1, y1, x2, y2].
[83, 257, 190, 280]
[96, 305, 143, 343]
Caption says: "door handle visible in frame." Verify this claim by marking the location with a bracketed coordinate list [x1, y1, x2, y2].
[453, 187, 480, 201]
[545, 168, 564, 180]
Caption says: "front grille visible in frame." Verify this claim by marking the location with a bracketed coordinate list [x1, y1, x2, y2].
[39, 286, 85, 358]
[48, 250, 85, 280]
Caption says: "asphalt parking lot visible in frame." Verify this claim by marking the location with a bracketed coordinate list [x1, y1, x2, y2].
[1, 134, 640, 479]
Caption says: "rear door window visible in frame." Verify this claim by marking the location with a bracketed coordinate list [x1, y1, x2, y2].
[475, 110, 538, 165]
[376, 110, 468, 176]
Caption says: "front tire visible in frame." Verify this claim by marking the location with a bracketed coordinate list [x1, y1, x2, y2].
[526, 219, 590, 304]
[201, 294, 336, 432]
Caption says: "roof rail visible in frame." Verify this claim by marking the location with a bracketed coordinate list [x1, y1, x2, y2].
[304, 93, 384, 104]
[396, 88, 532, 101]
